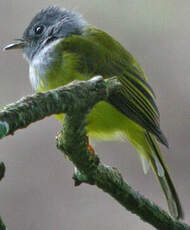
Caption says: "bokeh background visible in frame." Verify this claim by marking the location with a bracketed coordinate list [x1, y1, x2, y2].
[0, 0, 190, 229]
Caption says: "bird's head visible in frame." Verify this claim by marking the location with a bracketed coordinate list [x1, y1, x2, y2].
[4, 6, 87, 61]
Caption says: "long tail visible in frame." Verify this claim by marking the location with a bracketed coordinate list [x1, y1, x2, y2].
[144, 132, 184, 219]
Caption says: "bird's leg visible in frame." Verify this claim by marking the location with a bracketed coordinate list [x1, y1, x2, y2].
[85, 136, 95, 161]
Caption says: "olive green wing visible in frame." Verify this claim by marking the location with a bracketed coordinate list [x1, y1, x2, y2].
[83, 27, 168, 147]
[108, 64, 168, 147]
[61, 27, 168, 147]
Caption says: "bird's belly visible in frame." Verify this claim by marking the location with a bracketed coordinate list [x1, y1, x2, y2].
[86, 101, 127, 140]
[55, 101, 139, 141]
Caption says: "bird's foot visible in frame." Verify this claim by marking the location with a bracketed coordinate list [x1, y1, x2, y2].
[85, 136, 96, 161]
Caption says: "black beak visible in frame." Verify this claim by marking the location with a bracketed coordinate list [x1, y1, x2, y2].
[3, 39, 26, 51]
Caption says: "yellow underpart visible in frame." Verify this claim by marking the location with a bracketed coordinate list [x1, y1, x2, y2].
[55, 100, 147, 147]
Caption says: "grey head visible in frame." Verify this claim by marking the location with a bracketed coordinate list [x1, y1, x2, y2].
[4, 6, 87, 62]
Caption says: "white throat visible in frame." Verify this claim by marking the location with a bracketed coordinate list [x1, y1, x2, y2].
[27, 39, 62, 91]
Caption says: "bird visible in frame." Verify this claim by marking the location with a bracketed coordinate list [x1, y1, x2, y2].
[4, 6, 183, 219]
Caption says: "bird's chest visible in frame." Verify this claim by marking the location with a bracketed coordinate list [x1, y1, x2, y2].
[29, 59, 50, 91]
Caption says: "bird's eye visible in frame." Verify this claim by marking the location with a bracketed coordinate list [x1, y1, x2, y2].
[34, 25, 44, 35]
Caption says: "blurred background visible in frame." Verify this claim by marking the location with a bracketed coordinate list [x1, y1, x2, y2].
[0, 0, 190, 229]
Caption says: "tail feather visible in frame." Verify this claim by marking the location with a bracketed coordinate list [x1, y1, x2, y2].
[139, 154, 150, 174]
[145, 132, 184, 219]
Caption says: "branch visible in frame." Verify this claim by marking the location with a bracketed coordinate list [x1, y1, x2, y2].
[0, 76, 118, 138]
[0, 76, 189, 230]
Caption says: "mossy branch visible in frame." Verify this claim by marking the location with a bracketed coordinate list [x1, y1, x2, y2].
[0, 76, 189, 230]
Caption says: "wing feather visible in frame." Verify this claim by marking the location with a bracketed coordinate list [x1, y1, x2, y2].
[62, 27, 169, 147]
